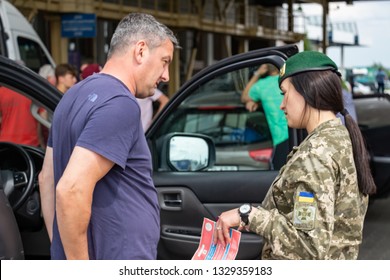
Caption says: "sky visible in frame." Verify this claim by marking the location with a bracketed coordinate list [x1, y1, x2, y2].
[300, 1, 390, 69]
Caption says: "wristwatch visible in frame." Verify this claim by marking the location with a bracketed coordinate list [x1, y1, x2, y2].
[238, 203, 252, 226]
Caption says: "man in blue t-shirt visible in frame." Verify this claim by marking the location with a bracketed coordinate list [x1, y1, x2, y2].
[38, 13, 179, 260]
[376, 67, 388, 94]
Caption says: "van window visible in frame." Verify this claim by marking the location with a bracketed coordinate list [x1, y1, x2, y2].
[17, 37, 51, 73]
[0, 17, 8, 57]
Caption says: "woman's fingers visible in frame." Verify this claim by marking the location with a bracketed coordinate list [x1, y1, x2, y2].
[214, 223, 230, 247]
[221, 226, 231, 245]
[213, 208, 240, 246]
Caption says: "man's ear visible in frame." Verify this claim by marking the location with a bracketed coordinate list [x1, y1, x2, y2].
[134, 40, 148, 63]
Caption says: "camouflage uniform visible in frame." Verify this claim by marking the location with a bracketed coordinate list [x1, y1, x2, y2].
[249, 118, 369, 259]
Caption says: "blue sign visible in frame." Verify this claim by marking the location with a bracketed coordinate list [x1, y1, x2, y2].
[61, 13, 96, 38]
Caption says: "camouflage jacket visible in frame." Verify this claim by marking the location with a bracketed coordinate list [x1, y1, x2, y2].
[249, 118, 369, 259]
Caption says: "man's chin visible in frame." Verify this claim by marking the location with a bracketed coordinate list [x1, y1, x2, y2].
[136, 90, 155, 99]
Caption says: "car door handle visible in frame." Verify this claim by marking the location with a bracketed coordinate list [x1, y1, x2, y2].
[164, 199, 182, 206]
[161, 192, 183, 210]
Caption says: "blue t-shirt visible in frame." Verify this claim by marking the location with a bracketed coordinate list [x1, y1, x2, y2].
[376, 70, 386, 83]
[48, 74, 160, 259]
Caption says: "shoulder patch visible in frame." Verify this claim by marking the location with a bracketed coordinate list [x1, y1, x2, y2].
[293, 192, 316, 230]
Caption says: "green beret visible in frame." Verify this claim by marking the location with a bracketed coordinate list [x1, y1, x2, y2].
[279, 51, 341, 85]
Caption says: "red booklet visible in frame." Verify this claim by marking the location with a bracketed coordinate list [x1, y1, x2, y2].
[192, 218, 241, 260]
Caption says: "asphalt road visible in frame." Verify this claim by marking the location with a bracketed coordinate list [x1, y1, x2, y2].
[358, 194, 390, 260]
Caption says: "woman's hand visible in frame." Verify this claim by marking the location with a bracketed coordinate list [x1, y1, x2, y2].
[213, 208, 241, 247]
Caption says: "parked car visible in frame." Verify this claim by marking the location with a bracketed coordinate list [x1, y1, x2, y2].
[353, 82, 372, 95]
[1, 44, 390, 260]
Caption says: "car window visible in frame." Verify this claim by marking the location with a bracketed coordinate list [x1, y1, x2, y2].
[0, 16, 8, 57]
[17, 37, 51, 73]
[154, 65, 287, 171]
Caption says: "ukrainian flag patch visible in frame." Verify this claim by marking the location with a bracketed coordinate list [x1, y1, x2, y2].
[293, 191, 316, 230]
[298, 192, 314, 203]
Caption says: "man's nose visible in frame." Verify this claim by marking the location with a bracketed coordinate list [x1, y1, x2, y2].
[161, 68, 169, 83]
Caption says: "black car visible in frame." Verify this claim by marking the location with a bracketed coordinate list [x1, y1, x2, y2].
[1, 44, 389, 260]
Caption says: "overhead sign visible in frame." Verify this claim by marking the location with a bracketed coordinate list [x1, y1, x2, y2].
[61, 13, 96, 38]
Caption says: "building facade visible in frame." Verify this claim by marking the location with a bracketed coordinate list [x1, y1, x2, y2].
[11, 0, 315, 94]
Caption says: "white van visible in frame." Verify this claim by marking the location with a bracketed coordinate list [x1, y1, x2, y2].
[0, 0, 55, 72]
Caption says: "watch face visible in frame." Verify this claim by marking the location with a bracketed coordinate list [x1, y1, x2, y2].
[240, 204, 251, 214]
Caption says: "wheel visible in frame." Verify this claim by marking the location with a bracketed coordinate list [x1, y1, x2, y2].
[0, 142, 35, 211]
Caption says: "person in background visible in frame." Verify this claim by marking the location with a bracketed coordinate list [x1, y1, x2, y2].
[38, 64, 57, 146]
[38, 12, 179, 260]
[375, 67, 388, 94]
[55, 63, 77, 93]
[241, 64, 288, 169]
[214, 51, 376, 260]
[0, 86, 44, 147]
[1, 60, 45, 148]
[79, 59, 92, 75]
[39, 64, 57, 86]
[80, 63, 102, 80]
[338, 79, 358, 124]
[137, 88, 169, 131]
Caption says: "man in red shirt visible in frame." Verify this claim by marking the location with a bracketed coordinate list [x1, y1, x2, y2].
[0, 86, 43, 147]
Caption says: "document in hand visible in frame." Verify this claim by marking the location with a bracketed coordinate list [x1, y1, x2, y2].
[192, 217, 241, 260]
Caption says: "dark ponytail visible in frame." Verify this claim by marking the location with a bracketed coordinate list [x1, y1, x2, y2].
[343, 113, 376, 195]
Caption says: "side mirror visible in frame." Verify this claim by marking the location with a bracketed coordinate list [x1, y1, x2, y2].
[161, 133, 216, 171]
